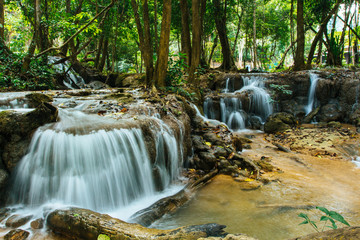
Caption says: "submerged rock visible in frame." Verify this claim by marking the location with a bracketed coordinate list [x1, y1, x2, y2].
[25, 93, 53, 107]
[5, 214, 33, 228]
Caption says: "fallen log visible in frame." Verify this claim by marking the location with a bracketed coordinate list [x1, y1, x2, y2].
[46, 207, 227, 240]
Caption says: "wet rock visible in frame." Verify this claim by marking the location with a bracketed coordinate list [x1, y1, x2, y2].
[213, 146, 228, 158]
[0, 103, 58, 171]
[0, 169, 9, 189]
[30, 218, 44, 229]
[198, 152, 217, 171]
[290, 226, 360, 240]
[4, 229, 30, 240]
[0, 208, 11, 222]
[25, 93, 53, 107]
[47, 207, 227, 240]
[192, 136, 211, 152]
[203, 132, 224, 146]
[264, 112, 297, 134]
[87, 80, 109, 89]
[318, 101, 343, 122]
[5, 215, 32, 228]
[248, 116, 262, 130]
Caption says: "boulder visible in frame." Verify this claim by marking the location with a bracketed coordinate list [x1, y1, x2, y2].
[264, 112, 297, 134]
[4, 229, 30, 240]
[25, 93, 53, 107]
[318, 101, 343, 122]
[198, 152, 217, 171]
[0, 103, 58, 171]
[5, 215, 33, 228]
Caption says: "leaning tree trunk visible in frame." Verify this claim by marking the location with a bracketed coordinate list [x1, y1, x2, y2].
[293, 0, 305, 70]
[154, 0, 171, 88]
[213, 0, 235, 70]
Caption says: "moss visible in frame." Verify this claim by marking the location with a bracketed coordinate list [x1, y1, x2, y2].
[25, 93, 53, 107]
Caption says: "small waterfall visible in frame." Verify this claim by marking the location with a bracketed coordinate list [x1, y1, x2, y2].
[9, 109, 182, 213]
[235, 76, 273, 122]
[223, 78, 234, 93]
[204, 98, 216, 119]
[220, 98, 246, 130]
[49, 56, 86, 89]
[305, 73, 319, 115]
[203, 75, 273, 130]
[352, 84, 359, 112]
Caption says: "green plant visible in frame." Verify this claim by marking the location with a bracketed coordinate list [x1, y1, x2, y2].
[298, 206, 350, 232]
[97, 234, 110, 240]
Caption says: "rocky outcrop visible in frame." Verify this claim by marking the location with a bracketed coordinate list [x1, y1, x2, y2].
[264, 112, 297, 134]
[0, 103, 58, 205]
[47, 207, 228, 240]
[290, 226, 360, 240]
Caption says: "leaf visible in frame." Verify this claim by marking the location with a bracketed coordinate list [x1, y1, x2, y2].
[298, 213, 309, 219]
[316, 206, 330, 215]
[299, 220, 309, 225]
[329, 211, 350, 226]
[97, 234, 110, 240]
[205, 142, 212, 147]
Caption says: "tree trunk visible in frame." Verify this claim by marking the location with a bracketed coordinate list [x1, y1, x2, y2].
[290, 0, 295, 58]
[130, 0, 154, 87]
[188, 0, 202, 84]
[306, 0, 342, 68]
[208, 35, 218, 67]
[253, 0, 257, 69]
[21, 35, 37, 72]
[98, 37, 108, 72]
[180, 0, 191, 67]
[293, 0, 305, 71]
[154, 0, 171, 88]
[213, 0, 235, 70]
[0, 0, 4, 41]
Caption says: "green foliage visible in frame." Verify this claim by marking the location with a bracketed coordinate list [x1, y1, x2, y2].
[298, 206, 350, 233]
[97, 234, 111, 240]
[269, 84, 292, 96]
[165, 52, 196, 101]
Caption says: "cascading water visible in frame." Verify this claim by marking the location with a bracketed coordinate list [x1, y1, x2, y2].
[7, 108, 183, 219]
[49, 56, 86, 89]
[304, 73, 319, 115]
[235, 76, 273, 121]
[204, 75, 273, 130]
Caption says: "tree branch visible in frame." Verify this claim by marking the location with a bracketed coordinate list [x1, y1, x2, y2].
[35, 0, 116, 58]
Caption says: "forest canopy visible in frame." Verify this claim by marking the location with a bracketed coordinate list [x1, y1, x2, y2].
[0, 0, 359, 90]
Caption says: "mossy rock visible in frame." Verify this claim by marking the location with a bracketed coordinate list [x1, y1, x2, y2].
[25, 93, 53, 107]
[264, 112, 297, 134]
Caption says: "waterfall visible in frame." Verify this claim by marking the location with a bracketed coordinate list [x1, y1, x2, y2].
[8, 109, 183, 214]
[235, 76, 273, 122]
[220, 98, 246, 130]
[203, 75, 273, 130]
[305, 73, 319, 115]
[49, 56, 86, 89]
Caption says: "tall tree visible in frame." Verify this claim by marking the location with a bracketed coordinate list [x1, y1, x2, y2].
[0, 0, 4, 41]
[213, 0, 235, 70]
[180, 0, 191, 67]
[154, 0, 172, 87]
[253, 0, 257, 69]
[188, 0, 204, 84]
[131, 0, 154, 87]
[293, 0, 305, 70]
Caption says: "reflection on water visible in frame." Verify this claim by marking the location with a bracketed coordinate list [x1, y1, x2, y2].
[152, 174, 360, 240]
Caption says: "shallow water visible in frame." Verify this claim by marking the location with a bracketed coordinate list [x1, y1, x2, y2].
[152, 131, 360, 240]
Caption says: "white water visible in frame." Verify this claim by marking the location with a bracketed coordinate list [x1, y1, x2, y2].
[304, 73, 319, 115]
[6, 109, 184, 222]
[352, 156, 360, 168]
[204, 75, 273, 130]
[235, 76, 273, 121]
[49, 56, 86, 89]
